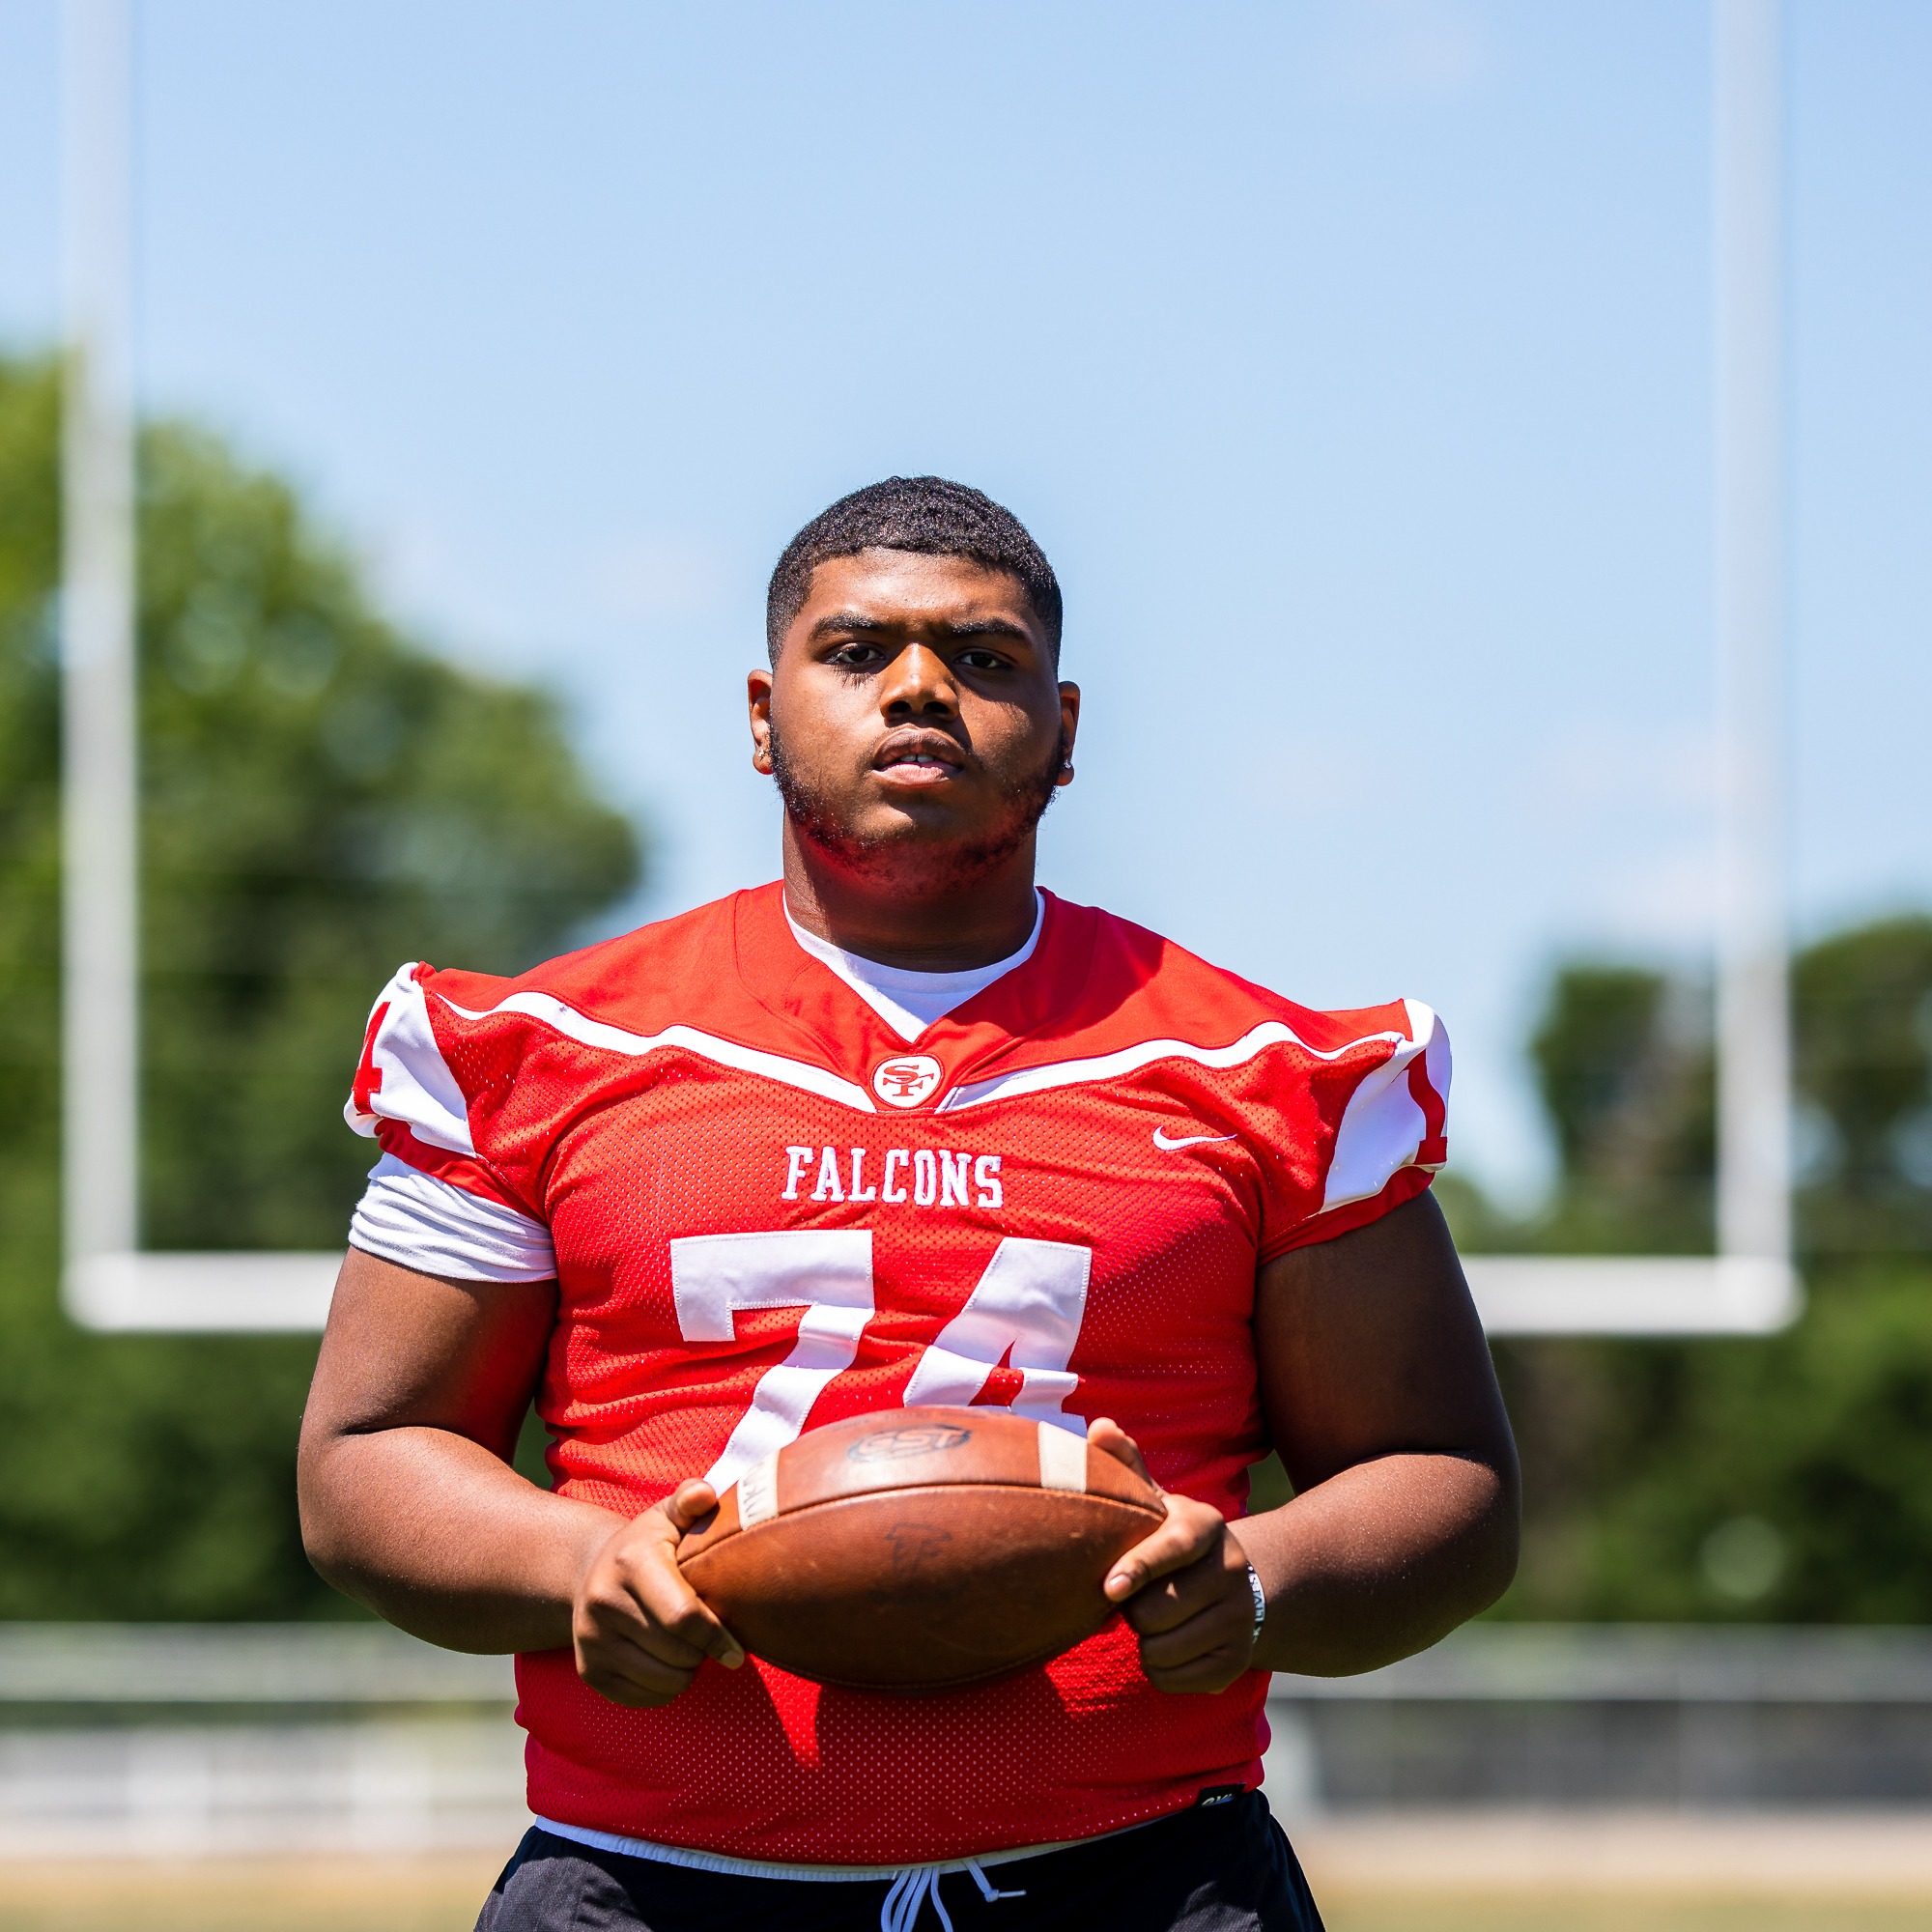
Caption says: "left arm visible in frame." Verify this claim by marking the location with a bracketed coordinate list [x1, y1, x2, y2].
[1096, 1189, 1520, 1691]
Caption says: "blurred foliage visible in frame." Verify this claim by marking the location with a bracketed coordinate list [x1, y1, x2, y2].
[1451, 915, 1932, 1622]
[0, 353, 640, 1618]
[1794, 917, 1932, 1256]
[1493, 1264, 1932, 1623]
[1524, 966, 1715, 1254]
[6, 340, 1928, 1629]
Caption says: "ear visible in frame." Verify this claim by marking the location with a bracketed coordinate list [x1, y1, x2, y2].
[1055, 681, 1081, 787]
[747, 668, 775, 775]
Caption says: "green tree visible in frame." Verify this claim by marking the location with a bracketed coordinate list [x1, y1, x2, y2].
[0, 354, 641, 1617]
[1795, 917, 1932, 1256]
[1522, 963, 1714, 1254]
[1492, 1262, 1932, 1622]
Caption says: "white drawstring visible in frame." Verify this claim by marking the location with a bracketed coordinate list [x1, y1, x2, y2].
[879, 1857, 1026, 1932]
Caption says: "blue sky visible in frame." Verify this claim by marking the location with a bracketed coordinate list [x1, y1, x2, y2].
[2, 1, 1928, 1204]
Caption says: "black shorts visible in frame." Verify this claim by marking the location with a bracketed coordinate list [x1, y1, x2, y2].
[476, 1795, 1324, 1932]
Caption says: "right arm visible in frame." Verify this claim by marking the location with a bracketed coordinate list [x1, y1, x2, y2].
[297, 1245, 743, 1701]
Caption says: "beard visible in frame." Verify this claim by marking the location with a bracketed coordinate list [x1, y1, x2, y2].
[767, 723, 1066, 893]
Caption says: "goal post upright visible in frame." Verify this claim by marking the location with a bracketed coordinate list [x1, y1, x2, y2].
[59, 0, 140, 1321]
[58, 0, 339, 1331]
[1398, 0, 1801, 1337]
[1712, 0, 1797, 1311]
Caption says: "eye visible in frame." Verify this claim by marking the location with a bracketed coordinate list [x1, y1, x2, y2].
[826, 642, 886, 669]
[953, 647, 1009, 672]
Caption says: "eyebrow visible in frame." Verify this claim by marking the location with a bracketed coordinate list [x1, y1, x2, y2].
[806, 611, 1036, 646]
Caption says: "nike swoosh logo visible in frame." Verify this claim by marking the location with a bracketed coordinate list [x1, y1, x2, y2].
[1151, 1127, 1239, 1151]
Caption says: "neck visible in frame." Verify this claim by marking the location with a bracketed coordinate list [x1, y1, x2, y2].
[781, 823, 1040, 972]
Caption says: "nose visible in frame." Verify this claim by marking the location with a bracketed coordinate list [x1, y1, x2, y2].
[877, 642, 958, 720]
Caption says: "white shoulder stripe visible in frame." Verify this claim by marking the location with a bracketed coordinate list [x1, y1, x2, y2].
[346, 962, 476, 1153]
[434, 988, 878, 1114]
[935, 1019, 1406, 1113]
[1322, 1002, 1450, 1210]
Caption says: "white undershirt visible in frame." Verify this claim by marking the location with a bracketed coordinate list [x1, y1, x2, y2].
[784, 891, 1044, 1041]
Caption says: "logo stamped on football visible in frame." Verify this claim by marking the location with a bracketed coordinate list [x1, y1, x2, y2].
[885, 1521, 954, 1578]
[872, 1054, 943, 1109]
[849, 1423, 972, 1463]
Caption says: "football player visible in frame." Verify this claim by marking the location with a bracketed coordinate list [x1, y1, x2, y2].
[299, 478, 1519, 1932]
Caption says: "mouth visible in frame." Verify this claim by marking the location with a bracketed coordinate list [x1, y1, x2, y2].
[871, 729, 969, 786]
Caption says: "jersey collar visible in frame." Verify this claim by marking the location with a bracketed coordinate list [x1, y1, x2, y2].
[730, 882, 1099, 1113]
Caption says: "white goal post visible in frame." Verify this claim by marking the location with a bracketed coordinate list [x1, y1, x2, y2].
[56, 0, 1797, 1336]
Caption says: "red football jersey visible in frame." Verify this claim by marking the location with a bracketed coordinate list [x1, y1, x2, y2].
[347, 883, 1449, 1865]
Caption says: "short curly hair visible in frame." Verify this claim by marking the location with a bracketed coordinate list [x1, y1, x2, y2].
[765, 476, 1063, 664]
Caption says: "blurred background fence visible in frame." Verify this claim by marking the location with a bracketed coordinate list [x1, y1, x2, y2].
[1265, 1625, 1932, 1813]
[5, 1622, 1932, 1858]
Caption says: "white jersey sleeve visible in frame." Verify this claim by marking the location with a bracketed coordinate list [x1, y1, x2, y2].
[344, 962, 556, 1284]
[348, 1155, 557, 1283]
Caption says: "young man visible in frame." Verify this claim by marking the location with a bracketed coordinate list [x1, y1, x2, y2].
[298, 477, 1519, 1932]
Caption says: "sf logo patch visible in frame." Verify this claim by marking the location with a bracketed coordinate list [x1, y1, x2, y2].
[872, 1053, 943, 1109]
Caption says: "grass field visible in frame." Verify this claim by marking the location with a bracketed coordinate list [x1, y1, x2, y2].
[1325, 1900, 1932, 1932]
[0, 1860, 497, 1932]
[2, 1860, 1931, 1932]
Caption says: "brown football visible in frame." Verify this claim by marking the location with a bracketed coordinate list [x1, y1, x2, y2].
[675, 1406, 1166, 1693]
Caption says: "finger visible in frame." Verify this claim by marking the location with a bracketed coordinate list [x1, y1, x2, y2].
[1137, 1597, 1254, 1674]
[599, 1546, 750, 1669]
[581, 1593, 714, 1672]
[1120, 1556, 1233, 1636]
[604, 1530, 746, 1670]
[572, 1623, 711, 1716]
[1086, 1417, 1153, 1486]
[628, 1582, 744, 1670]
[1142, 1643, 1253, 1696]
[695, 1610, 747, 1669]
[1103, 1505, 1224, 1604]
[579, 1650, 697, 1708]
[655, 1485, 750, 1665]
[663, 1479, 722, 1533]
[585, 1676, 690, 1710]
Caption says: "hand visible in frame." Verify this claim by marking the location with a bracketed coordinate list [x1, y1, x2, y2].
[1090, 1418, 1260, 1694]
[572, 1479, 746, 1708]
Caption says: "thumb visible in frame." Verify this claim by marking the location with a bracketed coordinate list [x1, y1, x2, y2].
[663, 1478, 721, 1534]
[1087, 1416, 1156, 1489]
[659, 1481, 746, 1669]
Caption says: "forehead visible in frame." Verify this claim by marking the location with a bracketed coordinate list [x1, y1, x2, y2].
[790, 549, 1041, 639]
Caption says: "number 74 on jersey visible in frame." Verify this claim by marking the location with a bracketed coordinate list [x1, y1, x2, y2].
[669, 1228, 1092, 1494]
